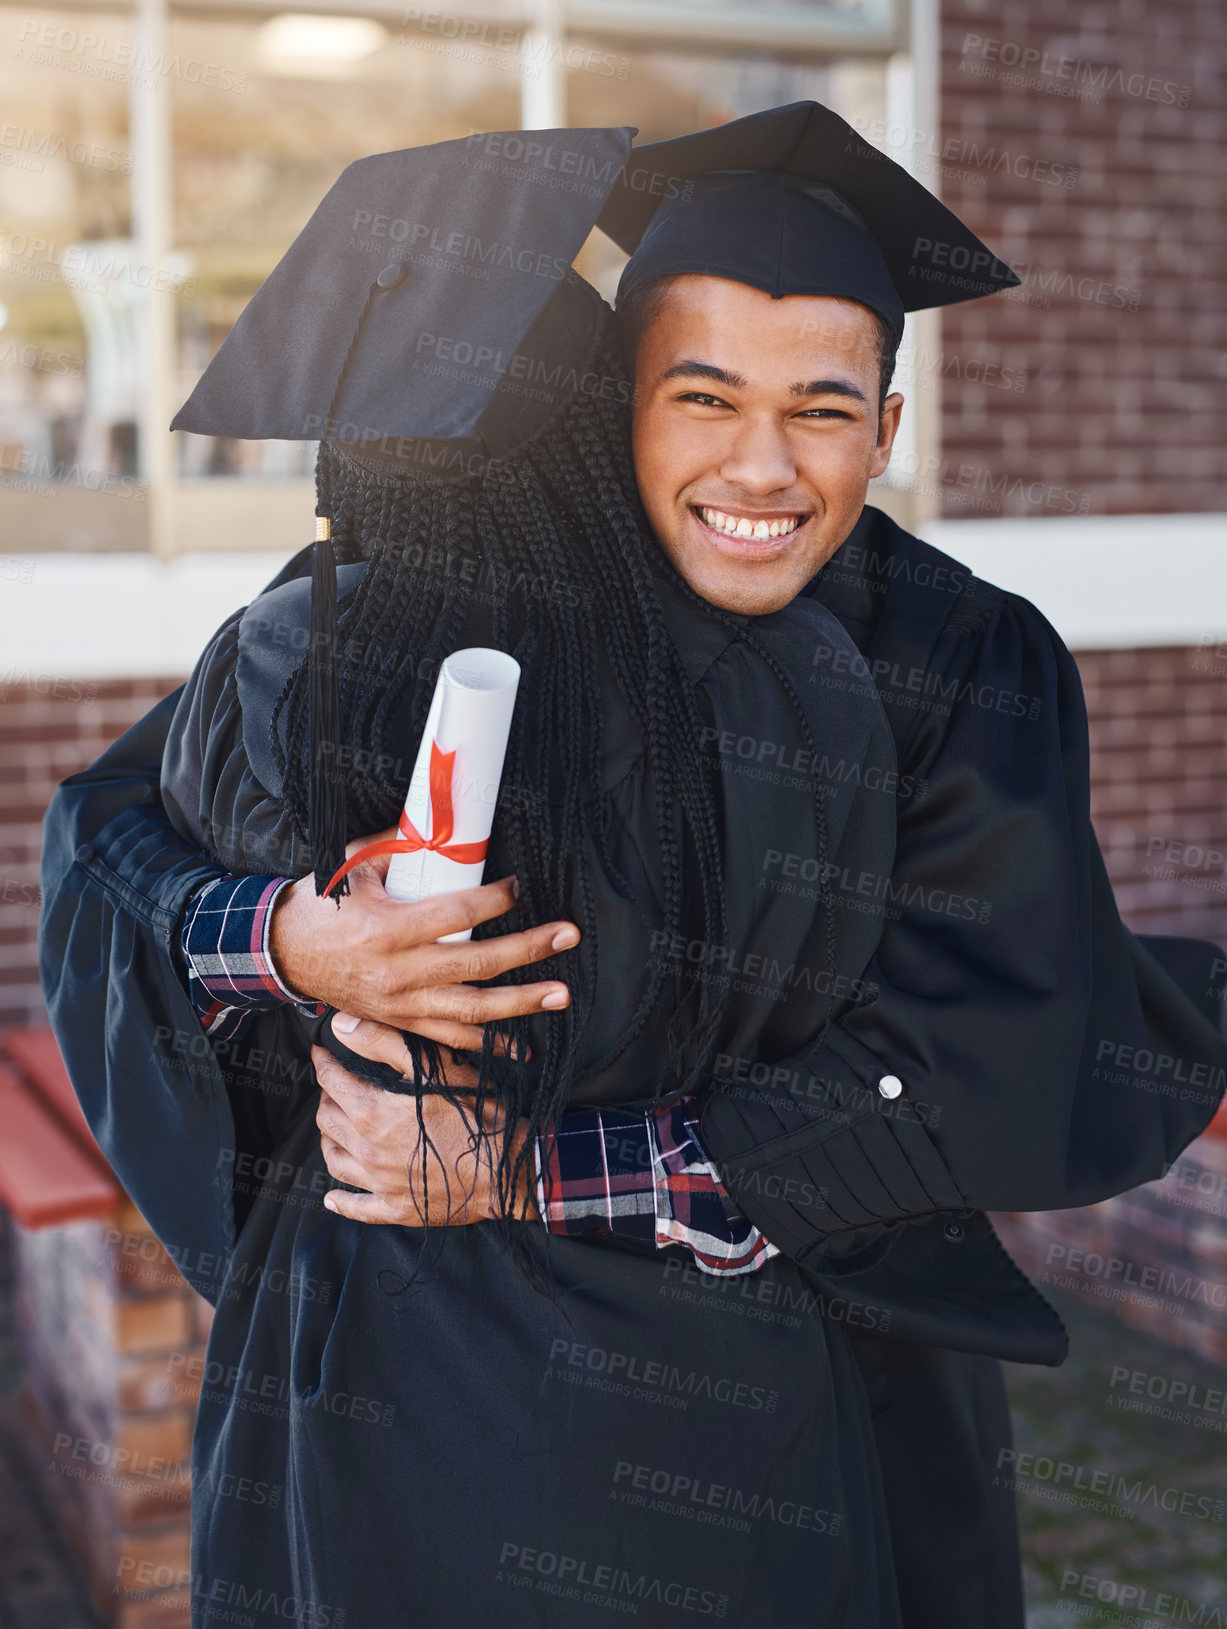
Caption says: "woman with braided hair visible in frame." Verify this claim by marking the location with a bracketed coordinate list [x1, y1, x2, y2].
[236, 278, 861, 1249]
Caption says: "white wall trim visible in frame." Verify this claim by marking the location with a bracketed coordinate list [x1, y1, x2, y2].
[0, 552, 295, 682]
[2, 513, 1224, 682]
[920, 513, 1227, 650]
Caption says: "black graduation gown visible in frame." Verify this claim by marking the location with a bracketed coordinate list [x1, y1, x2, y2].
[45, 557, 907, 1629]
[700, 505, 1227, 1341]
[719, 505, 1227, 1629]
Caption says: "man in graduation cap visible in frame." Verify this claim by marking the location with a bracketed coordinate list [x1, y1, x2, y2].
[42, 106, 1226, 1629]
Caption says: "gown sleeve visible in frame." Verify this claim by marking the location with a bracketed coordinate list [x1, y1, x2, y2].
[698, 588, 1227, 1268]
[40, 684, 244, 1301]
[39, 551, 318, 1303]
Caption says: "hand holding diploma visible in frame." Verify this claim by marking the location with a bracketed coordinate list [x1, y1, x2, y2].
[269, 649, 580, 1049]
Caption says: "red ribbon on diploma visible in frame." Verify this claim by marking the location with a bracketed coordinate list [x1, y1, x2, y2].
[324, 740, 489, 897]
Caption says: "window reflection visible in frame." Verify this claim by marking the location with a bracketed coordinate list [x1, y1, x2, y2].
[0, 1, 895, 547]
[0, 9, 130, 497]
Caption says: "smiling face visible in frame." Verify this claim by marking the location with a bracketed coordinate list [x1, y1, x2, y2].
[629, 275, 904, 616]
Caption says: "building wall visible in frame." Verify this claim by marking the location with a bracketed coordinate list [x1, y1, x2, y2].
[14, 1203, 211, 1628]
[1082, 645, 1227, 942]
[0, 678, 179, 1030]
[2, 649, 1224, 1031]
[938, 0, 1225, 517]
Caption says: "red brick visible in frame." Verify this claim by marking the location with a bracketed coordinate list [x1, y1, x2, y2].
[118, 1352, 201, 1414]
[115, 1595, 191, 1629]
[116, 1295, 194, 1356]
[939, 0, 1226, 518]
[114, 1467, 193, 1527]
[113, 1408, 193, 1468]
[115, 1526, 192, 1595]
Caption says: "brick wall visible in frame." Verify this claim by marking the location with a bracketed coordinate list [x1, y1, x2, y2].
[2, 649, 1225, 1015]
[14, 1201, 211, 1628]
[938, 0, 1226, 517]
[1083, 644, 1227, 942]
[994, 1125, 1227, 1368]
[0, 678, 180, 1030]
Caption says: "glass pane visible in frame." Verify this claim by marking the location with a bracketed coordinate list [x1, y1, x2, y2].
[172, 9, 528, 480]
[0, 9, 133, 512]
[577, 0, 883, 19]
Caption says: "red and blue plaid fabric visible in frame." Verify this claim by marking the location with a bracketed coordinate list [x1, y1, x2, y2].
[179, 876, 774, 1274]
[180, 873, 324, 1038]
[535, 1100, 779, 1275]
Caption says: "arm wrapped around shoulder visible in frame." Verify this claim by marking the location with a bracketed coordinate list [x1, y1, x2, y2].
[700, 584, 1227, 1263]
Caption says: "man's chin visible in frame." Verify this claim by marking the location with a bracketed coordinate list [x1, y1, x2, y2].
[671, 550, 815, 617]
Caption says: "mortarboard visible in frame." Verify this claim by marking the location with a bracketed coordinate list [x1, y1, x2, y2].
[173, 125, 634, 446]
[598, 101, 1020, 338]
[172, 126, 635, 895]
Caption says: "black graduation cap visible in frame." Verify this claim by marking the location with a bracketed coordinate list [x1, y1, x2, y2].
[172, 125, 635, 897]
[598, 101, 1019, 337]
[174, 125, 634, 445]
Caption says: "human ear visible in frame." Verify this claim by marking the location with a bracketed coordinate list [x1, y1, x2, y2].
[869, 391, 905, 479]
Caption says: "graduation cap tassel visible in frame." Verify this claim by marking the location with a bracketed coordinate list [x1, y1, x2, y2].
[309, 513, 349, 900]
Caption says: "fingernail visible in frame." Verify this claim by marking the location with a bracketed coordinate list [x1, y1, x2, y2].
[540, 988, 568, 1010]
[332, 1012, 359, 1034]
[510, 874, 520, 900]
[552, 926, 579, 951]
[323, 1195, 338, 1212]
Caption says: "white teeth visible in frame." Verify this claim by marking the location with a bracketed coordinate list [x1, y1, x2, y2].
[698, 507, 804, 538]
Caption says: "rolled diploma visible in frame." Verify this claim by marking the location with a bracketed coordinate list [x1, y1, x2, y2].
[384, 648, 520, 942]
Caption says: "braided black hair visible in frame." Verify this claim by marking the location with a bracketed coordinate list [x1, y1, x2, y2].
[270, 296, 837, 1282]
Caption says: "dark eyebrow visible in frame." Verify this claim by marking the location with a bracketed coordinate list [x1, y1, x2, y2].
[659, 362, 868, 405]
[790, 378, 869, 404]
[659, 360, 747, 390]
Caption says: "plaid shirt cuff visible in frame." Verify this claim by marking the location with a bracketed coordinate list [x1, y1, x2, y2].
[180, 874, 325, 1039]
[536, 1097, 779, 1276]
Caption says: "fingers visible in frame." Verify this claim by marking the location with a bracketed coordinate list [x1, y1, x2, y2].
[397, 1017, 527, 1058]
[408, 919, 580, 987]
[408, 981, 570, 1024]
[311, 1046, 391, 1133]
[327, 1018, 412, 1074]
[383, 875, 525, 944]
[345, 826, 398, 860]
[319, 1132, 372, 1190]
[322, 1189, 401, 1224]
[315, 1089, 370, 1162]
[328, 1017, 485, 1086]
[340, 827, 399, 884]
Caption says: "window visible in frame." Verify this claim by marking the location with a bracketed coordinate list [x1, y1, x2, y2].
[0, 0, 909, 552]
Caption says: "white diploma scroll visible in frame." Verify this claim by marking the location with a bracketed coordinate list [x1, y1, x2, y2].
[384, 648, 521, 942]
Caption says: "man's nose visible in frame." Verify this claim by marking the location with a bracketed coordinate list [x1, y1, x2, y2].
[718, 416, 797, 495]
